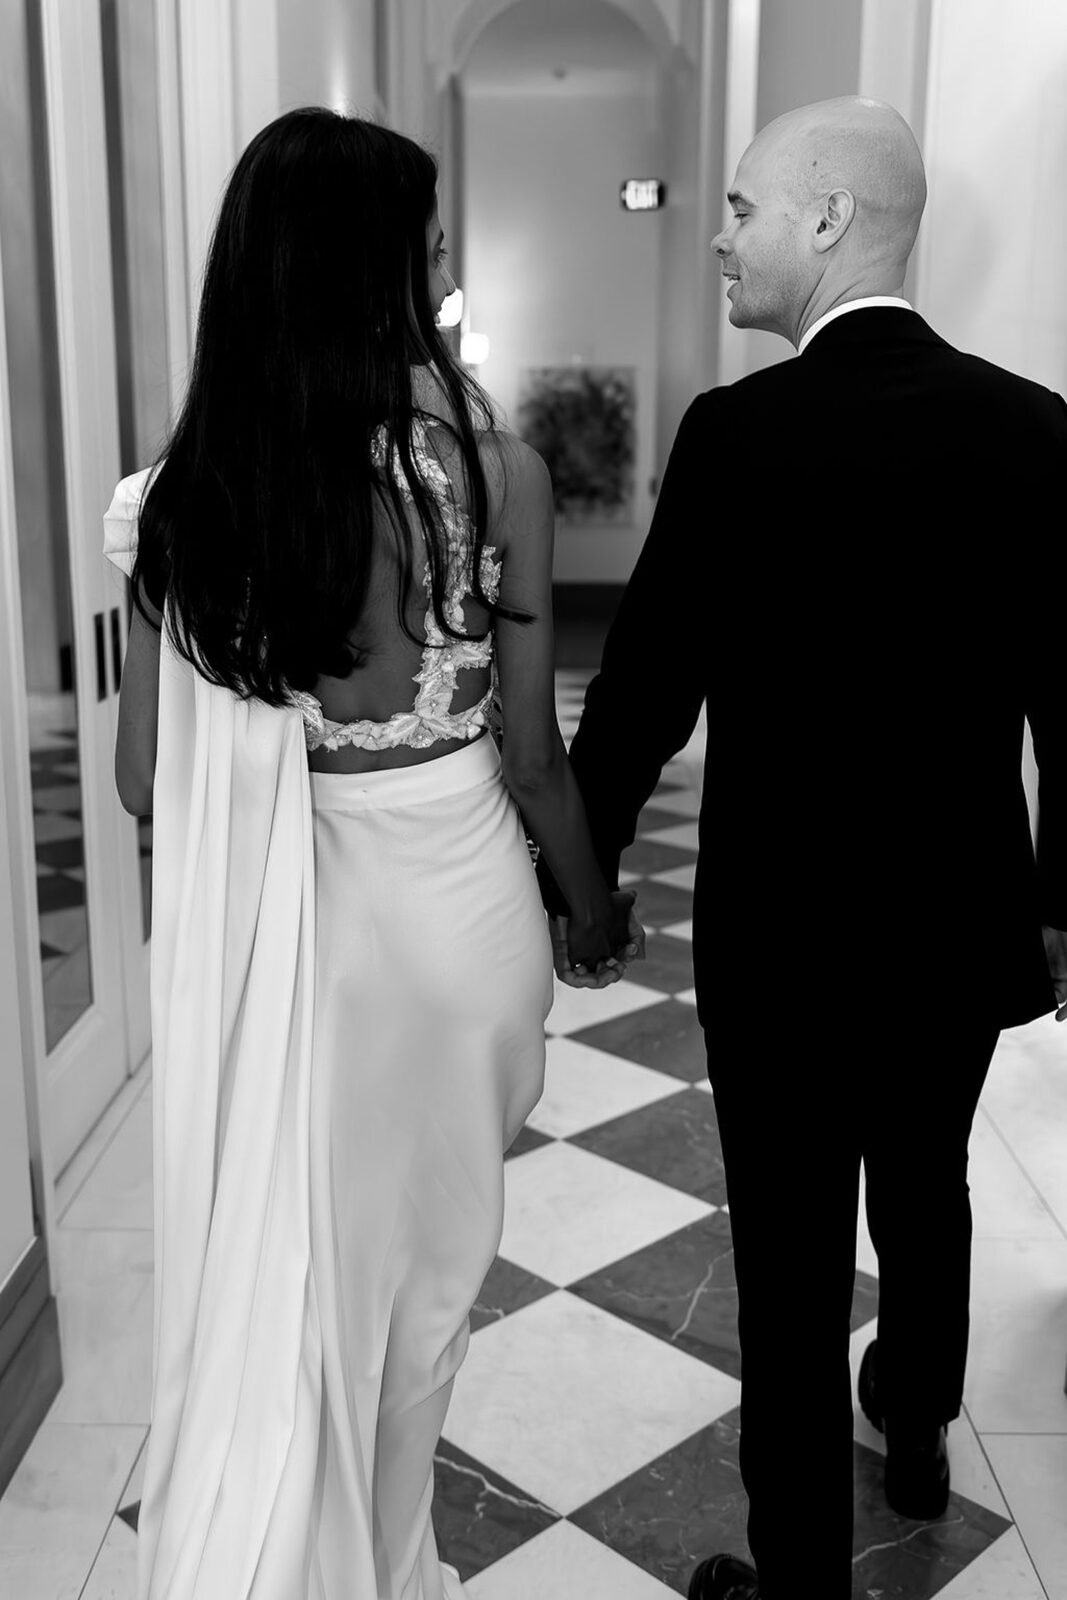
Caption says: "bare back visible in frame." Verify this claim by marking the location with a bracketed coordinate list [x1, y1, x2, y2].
[297, 421, 501, 774]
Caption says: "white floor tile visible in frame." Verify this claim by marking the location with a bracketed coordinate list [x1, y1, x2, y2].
[640, 822, 699, 851]
[643, 788, 700, 819]
[948, 1408, 1012, 1518]
[31, 812, 84, 844]
[55, 1062, 151, 1219]
[932, 1526, 1049, 1599]
[0, 1422, 144, 1600]
[648, 864, 697, 892]
[545, 976, 663, 1038]
[525, 1037, 686, 1139]
[31, 786, 84, 813]
[855, 1163, 879, 1281]
[850, 1328, 884, 1457]
[982, 1434, 1067, 1600]
[467, 1520, 678, 1599]
[60, 1099, 152, 1230]
[49, 1230, 154, 1426]
[36, 907, 88, 955]
[447, 1292, 740, 1514]
[964, 1236, 1067, 1432]
[968, 1110, 1063, 1241]
[81, 1514, 137, 1600]
[121, 1436, 148, 1509]
[660, 920, 693, 942]
[500, 1141, 711, 1286]
[981, 1015, 1067, 1237]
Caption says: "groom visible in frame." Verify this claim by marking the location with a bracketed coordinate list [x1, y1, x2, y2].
[541, 96, 1067, 1600]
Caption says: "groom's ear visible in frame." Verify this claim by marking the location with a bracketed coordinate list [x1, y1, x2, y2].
[813, 187, 855, 253]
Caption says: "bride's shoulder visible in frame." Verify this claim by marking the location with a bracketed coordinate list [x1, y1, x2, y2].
[477, 429, 551, 505]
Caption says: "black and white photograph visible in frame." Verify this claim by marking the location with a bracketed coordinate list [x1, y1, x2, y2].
[0, 2, 1065, 1597]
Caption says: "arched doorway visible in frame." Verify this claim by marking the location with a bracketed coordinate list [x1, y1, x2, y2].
[458, 0, 667, 597]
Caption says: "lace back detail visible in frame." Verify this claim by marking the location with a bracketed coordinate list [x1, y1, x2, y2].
[287, 417, 501, 754]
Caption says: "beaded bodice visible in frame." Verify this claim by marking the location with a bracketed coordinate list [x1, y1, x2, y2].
[286, 416, 500, 754]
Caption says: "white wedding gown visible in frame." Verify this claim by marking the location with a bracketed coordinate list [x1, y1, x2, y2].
[103, 434, 552, 1599]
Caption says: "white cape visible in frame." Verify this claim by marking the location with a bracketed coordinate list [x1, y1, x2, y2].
[105, 468, 320, 1596]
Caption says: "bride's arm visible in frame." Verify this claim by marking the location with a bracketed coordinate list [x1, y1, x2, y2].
[115, 578, 163, 816]
[484, 431, 621, 970]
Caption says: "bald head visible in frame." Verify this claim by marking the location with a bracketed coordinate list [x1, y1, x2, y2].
[754, 96, 927, 268]
[713, 97, 927, 346]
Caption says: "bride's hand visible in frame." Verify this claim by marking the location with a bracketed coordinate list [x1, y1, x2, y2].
[549, 893, 644, 989]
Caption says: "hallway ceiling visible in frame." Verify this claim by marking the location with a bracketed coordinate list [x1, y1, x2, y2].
[463, 0, 657, 93]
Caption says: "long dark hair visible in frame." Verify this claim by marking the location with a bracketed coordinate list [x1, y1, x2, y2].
[131, 107, 522, 705]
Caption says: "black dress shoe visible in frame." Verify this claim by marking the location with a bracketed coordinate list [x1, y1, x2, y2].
[687, 1553, 760, 1599]
[884, 1420, 950, 1519]
[857, 1339, 950, 1519]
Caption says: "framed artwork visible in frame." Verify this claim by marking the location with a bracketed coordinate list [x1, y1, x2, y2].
[516, 365, 635, 525]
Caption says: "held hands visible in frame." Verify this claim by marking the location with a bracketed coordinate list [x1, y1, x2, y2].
[550, 890, 647, 989]
[1042, 925, 1067, 1022]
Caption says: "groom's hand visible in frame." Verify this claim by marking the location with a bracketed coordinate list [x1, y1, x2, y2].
[1042, 925, 1067, 1022]
[549, 892, 645, 989]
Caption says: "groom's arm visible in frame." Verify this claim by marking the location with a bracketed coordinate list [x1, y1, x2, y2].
[539, 391, 714, 916]
[1025, 392, 1067, 933]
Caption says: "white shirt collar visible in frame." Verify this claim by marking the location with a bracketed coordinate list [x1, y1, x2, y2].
[797, 296, 913, 356]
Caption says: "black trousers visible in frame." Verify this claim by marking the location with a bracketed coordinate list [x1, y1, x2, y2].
[705, 1000, 1000, 1600]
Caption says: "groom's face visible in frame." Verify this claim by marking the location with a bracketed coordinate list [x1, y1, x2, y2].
[712, 142, 810, 337]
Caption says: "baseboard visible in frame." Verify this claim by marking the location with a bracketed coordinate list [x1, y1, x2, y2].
[0, 1238, 62, 1498]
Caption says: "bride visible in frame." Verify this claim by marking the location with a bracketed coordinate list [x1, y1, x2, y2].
[104, 107, 638, 1599]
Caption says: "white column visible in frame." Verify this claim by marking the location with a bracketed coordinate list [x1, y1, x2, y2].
[176, 0, 237, 315]
[716, 0, 761, 386]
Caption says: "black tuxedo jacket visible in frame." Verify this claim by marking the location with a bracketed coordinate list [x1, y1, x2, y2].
[543, 308, 1067, 1029]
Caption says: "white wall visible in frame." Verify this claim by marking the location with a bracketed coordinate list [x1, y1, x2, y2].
[464, 83, 663, 583]
[723, 0, 865, 381]
[916, 0, 1067, 837]
[276, 0, 376, 116]
[655, 0, 729, 460]
[918, 0, 1067, 391]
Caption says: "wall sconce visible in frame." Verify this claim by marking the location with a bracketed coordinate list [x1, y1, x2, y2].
[460, 331, 490, 366]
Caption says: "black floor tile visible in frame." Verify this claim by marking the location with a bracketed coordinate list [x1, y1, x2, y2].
[618, 931, 695, 995]
[570, 1211, 741, 1375]
[850, 1444, 1011, 1598]
[504, 1123, 552, 1161]
[571, 1208, 880, 1379]
[570, 1418, 1009, 1599]
[621, 839, 698, 877]
[35, 837, 85, 871]
[570, 1087, 723, 1203]
[30, 765, 80, 788]
[471, 1256, 556, 1334]
[636, 804, 695, 834]
[117, 1500, 140, 1532]
[570, 1000, 707, 1082]
[35, 874, 87, 913]
[29, 750, 80, 771]
[434, 1438, 559, 1580]
[570, 1413, 749, 1594]
[625, 878, 695, 928]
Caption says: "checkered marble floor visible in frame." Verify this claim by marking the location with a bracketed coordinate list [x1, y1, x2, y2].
[4, 670, 1065, 1600]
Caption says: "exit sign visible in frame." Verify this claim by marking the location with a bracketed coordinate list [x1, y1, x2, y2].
[620, 178, 666, 211]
